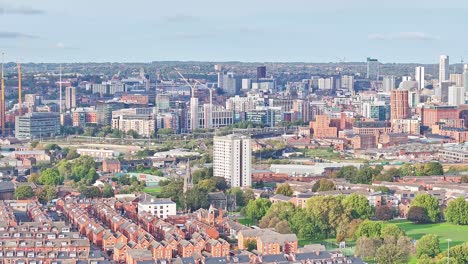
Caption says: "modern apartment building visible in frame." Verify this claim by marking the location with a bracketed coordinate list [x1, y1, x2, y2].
[213, 134, 252, 187]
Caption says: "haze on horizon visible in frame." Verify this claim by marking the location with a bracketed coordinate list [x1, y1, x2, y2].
[1, 0, 468, 64]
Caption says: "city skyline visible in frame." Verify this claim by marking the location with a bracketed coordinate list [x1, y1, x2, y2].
[1, 0, 468, 63]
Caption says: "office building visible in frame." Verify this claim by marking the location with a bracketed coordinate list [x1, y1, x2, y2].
[65, 86, 76, 110]
[257, 66, 267, 80]
[439, 55, 449, 85]
[15, 112, 61, 139]
[213, 134, 252, 187]
[436, 81, 453, 103]
[448, 86, 465, 106]
[415, 66, 425, 90]
[382, 76, 396, 92]
[341, 75, 354, 92]
[111, 108, 155, 137]
[449, 74, 464, 87]
[222, 72, 239, 96]
[241, 78, 252, 90]
[464, 64, 468, 93]
[390, 90, 410, 121]
[366, 57, 379, 80]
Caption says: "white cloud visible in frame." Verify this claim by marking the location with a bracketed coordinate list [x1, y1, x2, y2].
[368, 32, 439, 41]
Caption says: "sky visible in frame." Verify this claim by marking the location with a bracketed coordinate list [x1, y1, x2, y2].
[1, 0, 468, 63]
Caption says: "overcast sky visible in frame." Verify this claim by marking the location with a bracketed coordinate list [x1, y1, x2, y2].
[1, 0, 467, 63]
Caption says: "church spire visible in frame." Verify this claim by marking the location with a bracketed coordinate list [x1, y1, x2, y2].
[183, 159, 193, 193]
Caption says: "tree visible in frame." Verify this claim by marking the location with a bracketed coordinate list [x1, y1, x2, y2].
[381, 224, 405, 239]
[66, 148, 80, 160]
[342, 194, 373, 220]
[265, 202, 296, 221]
[399, 163, 415, 176]
[28, 173, 41, 183]
[423, 162, 444, 176]
[197, 178, 217, 192]
[306, 195, 350, 237]
[245, 198, 272, 222]
[243, 189, 255, 206]
[356, 220, 383, 238]
[157, 128, 173, 135]
[355, 237, 382, 260]
[376, 237, 413, 264]
[410, 194, 441, 223]
[39, 168, 64, 186]
[80, 186, 102, 198]
[228, 187, 245, 207]
[354, 165, 382, 184]
[35, 185, 57, 204]
[446, 242, 468, 264]
[15, 186, 35, 200]
[245, 240, 257, 251]
[416, 234, 440, 258]
[274, 220, 291, 234]
[374, 168, 400, 182]
[102, 184, 114, 198]
[408, 206, 430, 224]
[335, 166, 358, 180]
[375, 206, 394, 221]
[444, 197, 468, 225]
[289, 209, 324, 240]
[275, 183, 293, 196]
[184, 186, 210, 211]
[312, 179, 335, 192]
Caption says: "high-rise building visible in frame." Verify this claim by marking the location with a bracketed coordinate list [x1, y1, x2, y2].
[242, 78, 252, 90]
[65, 87, 76, 110]
[448, 86, 465, 106]
[390, 90, 410, 121]
[415, 66, 425, 90]
[222, 72, 239, 96]
[436, 81, 453, 103]
[382, 76, 396, 92]
[257, 66, 266, 80]
[341, 75, 354, 92]
[464, 64, 468, 93]
[449, 74, 463, 87]
[439, 55, 449, 85]
[366, 57, 379, 80]
[15, 112, 61, 139]
[213, 134, 251, 187]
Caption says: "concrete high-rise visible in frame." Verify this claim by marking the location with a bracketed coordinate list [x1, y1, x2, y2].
[65, 87, 76, 110]
[15, 112, 61, 139]
[449, 74, 463, 87]
[382, 76, 396, 92]
[366, 57, 379, 80]
[415, 66, 425, 90]
[257, 66, 266, 80]
[464, 64, 468, 93]
[448, 86, 465, 106]
[439, 55, 449, 85]
[436, 81, 453, 103]
[390, 90, 410, 121]
[213, 134, 251, 187]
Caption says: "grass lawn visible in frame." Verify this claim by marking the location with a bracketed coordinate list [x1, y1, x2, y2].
[238, 218, 254, 226]
[302, 148, 341, 161]
[143, 187, 162, 196]
[389, 220, 468, 252]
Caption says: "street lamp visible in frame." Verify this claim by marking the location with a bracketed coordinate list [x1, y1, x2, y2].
[446, 239, 451, 264]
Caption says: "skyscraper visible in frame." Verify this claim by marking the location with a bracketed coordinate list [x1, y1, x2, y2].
[390, 90, 410, 121]
[65, 86, 76, 110]
[222, 72, 239, 96]
[366, 57, 379, 80]
[213, 134, 251, 187]
[464, 64, 468, 93]
[448, 86, 465, 106]
[257, 66, 266, 80]
[439, 55, 449, 85]
[382, 76, 396, 92]
[415, 66, 425, 90]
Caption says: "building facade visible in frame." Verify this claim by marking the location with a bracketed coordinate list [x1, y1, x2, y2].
[15, 112, 61, 139]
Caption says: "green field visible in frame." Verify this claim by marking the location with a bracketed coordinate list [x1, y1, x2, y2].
[238, 218, 254, 226]
[389, 220, 468, 252]
[143, 187, 162, 196]
[302, 148, 341, 161]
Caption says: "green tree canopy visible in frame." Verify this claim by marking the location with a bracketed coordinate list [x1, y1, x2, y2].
[312, 179, 335, 192]
[35, 185, 57, 204]
[275, 183, 293, 196]
[102, 183, 114, 198]
[342, 194, 373, 220]
[416, 234, 440, 258]
[356, 220, 383, 238]
[245, 198, 272, 221]
[15, 186, 35, 200]
[380, 224, 405, 239]
[444, 197, 468, 225]
[39, 168, 64, 186]
[410, 194, 441, 223]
